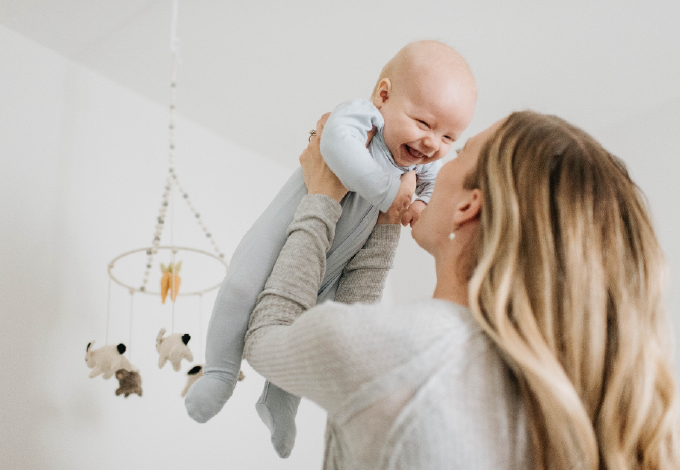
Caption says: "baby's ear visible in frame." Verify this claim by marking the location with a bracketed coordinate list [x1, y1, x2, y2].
[372, 78, 392, 109]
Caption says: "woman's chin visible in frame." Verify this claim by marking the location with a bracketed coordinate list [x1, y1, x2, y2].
[410, 221, 430, 252]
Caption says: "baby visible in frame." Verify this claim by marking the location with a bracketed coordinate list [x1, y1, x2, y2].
[185, 40, 477, 457]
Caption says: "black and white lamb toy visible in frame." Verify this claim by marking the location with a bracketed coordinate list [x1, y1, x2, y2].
[85, 341, 135, 379]
[156, 328, 194, 371]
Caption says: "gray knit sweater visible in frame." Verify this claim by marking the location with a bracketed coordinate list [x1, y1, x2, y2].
[244, 194, 530, 469]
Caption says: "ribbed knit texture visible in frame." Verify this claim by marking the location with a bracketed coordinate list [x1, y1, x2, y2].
[245, 194, 531, 469]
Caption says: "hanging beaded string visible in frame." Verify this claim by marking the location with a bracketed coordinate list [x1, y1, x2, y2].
[171, 179, 176, 334]
[128, 289, 135, 361]
[174, 174, 225, 260]
[168, 0, 180, 335]
[198, 293, 203, 362]
[138, 0, 223, 293]
[105, 275, 112, 344]
[138, 0, 179, 293]
[139, 179, 172, 292]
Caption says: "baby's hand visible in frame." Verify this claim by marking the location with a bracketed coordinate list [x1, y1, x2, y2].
[378, 171, 416, 225]
[401, 200, 427, 227]
[395, 171, 416, 211]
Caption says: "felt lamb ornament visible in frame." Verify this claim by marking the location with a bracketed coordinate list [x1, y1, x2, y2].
[85, 341, 135, 379]
[156, 328, 193, 371]
[115, 369, 143, 398]
[181, 365, 204, 397]
[181, 365, 245, 397]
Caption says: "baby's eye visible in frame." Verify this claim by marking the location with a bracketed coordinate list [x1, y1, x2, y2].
[443, 135, 453, 142]
[417, 119, 430, 128]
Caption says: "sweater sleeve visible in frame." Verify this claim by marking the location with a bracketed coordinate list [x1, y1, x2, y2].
[243, 195, 401, 413]
[334, 224, 400, 304]
[320, 99, 401, 213]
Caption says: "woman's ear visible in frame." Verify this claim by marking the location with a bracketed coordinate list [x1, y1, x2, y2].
[452, 189, 482, 227]
[372, 78, 392, 109]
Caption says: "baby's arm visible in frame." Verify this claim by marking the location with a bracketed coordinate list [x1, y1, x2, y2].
[320, 100, 401, 213]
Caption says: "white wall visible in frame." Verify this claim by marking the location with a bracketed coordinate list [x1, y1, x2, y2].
[592, 100, 680, 342]
[0, 24, 328, 470]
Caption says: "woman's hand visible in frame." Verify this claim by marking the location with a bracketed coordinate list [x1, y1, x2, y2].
[300, 114, 348, 203]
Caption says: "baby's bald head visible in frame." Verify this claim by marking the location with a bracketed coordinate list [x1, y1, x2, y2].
[372, 40, 476, 103]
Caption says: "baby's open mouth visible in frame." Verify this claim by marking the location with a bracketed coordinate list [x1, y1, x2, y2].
[406, 145, 426, 160]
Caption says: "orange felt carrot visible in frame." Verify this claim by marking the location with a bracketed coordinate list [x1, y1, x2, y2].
[160, 262, 182, 304]
[160, 263, 171, 304]
[170, 262, 182, 301]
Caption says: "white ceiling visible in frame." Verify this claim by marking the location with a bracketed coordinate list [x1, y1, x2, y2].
[2, 0, 679, 166]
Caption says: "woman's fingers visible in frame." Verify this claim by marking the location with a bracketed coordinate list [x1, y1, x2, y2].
[309, 112, 331, 143]
[300, 112, 347, 202]
[317, 112, 331, 131]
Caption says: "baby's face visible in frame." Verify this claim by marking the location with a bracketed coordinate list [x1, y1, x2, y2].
[375, 71, 475, 168]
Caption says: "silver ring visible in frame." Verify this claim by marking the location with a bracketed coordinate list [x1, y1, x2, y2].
[308, 129, 316, 142]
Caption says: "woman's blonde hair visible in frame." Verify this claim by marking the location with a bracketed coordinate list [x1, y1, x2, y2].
[464, 111, 680, 469]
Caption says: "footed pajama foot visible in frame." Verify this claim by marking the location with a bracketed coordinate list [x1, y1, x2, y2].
[255, 381, 301, 458]
[184, 373, 237, 423]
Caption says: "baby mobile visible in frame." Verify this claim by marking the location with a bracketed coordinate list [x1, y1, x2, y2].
[85, 0, 241, 398]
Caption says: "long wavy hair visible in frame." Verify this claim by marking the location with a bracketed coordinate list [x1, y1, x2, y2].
[464, 111, 680, 469]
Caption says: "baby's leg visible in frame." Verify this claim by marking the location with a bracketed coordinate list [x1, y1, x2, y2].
[255, 382, 301, 458]
[184, 168, 307, 423]
[256, 192, 379, 458]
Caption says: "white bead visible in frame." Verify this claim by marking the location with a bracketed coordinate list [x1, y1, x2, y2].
[449, 232, 456, 240]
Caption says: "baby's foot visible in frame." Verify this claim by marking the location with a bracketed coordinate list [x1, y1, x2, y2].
[255, 381, 301, 458]
[184, 373, 236, 423]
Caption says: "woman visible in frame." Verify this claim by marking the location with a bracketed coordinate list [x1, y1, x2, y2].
[244, 111, 680, 469]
